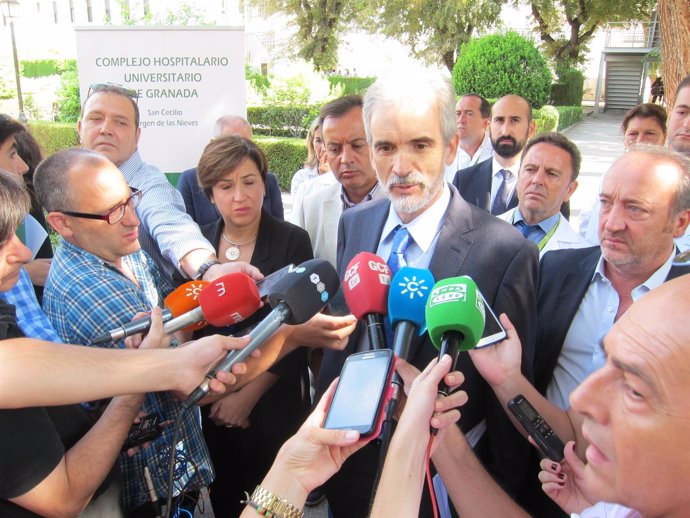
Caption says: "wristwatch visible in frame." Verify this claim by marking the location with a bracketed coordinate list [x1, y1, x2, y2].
[247, 485, 304, 518]
[195, 259, 220, 280]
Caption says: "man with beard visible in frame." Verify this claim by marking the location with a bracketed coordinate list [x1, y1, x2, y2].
[454, 95, 534, 215]
[315, 69, 539, 518]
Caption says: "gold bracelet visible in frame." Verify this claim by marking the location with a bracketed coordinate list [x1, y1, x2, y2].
[245, 485, 304, 518]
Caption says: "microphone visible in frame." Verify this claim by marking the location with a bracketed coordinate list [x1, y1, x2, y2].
[163, 273, 262, 334]
[388, 266, 435, 367]
[91, 280, 208, 344]
[426, 276, 486, 396]
[184, 258, 340, 407]
[343, 252, 391, 350]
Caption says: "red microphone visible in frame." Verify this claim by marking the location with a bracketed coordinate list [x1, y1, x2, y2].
[342, 252, 391, 350]
[164, 280, 208, 332]
[164, 273, 261, 333]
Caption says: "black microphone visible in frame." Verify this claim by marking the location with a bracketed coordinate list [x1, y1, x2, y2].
[183, 259, 340, 407]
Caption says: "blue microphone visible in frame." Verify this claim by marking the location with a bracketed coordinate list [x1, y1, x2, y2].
[388, 266, 435, 367]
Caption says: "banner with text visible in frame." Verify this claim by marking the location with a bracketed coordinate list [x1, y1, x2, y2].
[75, 26, 246, 172]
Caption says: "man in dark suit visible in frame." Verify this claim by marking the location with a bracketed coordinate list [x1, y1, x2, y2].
[520, 145, 690, 517]
[315, 68, 539, 518]
[454, 95, 534, 215]
[177, 115, 284, 225]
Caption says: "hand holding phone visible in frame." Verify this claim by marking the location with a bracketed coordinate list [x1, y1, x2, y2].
[508, 394, 565, 462]
[323, 350, 395, 438]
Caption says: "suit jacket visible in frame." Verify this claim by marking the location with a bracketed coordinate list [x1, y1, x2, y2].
[535, 245, 688, 395]
[498, 209, 588, 258]
[293, 182, 342, 267]
[455, 158, 570, 219]
[177, 167, 284, 227]
[317, 185, 540, 518]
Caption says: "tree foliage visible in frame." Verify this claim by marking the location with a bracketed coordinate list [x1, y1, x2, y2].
[527, 0, 656, 71]
[361, 0, 505, 72]
[249, 0, 361, 72]
[452, 32, 552, 108]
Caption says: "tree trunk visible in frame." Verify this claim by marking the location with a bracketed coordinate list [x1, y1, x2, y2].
[658, 0, 690, 107]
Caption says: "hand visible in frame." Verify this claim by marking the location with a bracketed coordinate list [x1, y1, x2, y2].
[468, 313, 522, 389]
[289, 312, 357, 350]
[266, 379, 372, 497]
[24, 258, 52, 286]
[317, 149, 330, 174]
[539, 441, 594, 514]
[395, 356, 467, 454]
[394, 359, 467, 423]
[204, 261, 264, 282]
[125, 410, 151, 457]
[124, 307, 173, 350]
[174, 334, 257, 396]
[208, 373, 277, 428]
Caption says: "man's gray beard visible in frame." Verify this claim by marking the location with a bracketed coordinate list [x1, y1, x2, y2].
[384, 170, 445, 216]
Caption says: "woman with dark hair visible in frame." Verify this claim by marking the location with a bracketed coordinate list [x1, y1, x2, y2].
[14, 130, 53, 301]
[178, 135, 314, 517]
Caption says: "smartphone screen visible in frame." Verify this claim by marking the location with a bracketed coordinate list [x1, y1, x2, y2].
[476, 291, 507, 348]
[324, 350, 393, 435]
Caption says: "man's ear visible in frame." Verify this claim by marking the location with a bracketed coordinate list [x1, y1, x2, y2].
[46, 212, 74, 238]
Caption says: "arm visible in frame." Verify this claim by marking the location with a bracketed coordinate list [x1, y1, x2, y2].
[208, 371, 279, 428]
[431, 426, 532, 518]
[10, 394, 144, 517]
[0, 332, 251, 408]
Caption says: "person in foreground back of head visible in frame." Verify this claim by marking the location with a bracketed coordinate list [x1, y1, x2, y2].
[359, 274, 690, 518]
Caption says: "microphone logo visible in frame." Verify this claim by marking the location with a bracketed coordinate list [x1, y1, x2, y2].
[229, 311, 243, 324]
[215, 281, 227, 297]
[396, 273, 431, 300]
[428, 283, 467, 307]
[309, 272, 328, 301]
[184, 281, 206, 301]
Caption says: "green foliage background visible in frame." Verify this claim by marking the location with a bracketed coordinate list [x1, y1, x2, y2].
[452, 32, 552, 108]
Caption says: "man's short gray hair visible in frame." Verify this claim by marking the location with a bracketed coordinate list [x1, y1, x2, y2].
[34, 148, 110, 212]
[363, 67, 457, 147]
[624, 144, 690, 216]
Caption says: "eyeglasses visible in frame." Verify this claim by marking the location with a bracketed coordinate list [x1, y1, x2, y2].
[87, 82, 139, 104]
[60, 187, 142, 225]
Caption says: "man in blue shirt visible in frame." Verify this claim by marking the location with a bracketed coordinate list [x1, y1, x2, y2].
[34, 147, 214, 516]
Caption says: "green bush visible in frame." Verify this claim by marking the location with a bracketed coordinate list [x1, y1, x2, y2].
[452, 32, 552, 109]
[533, 106, 559, 135]
[327, 75, 375, 95]
[248, 105, 320, 139]
[54, 65, 81, 123]
[26, 121, 79, 155]
[551, 68, 585, 106]
[254, 136, 306, 191]
[555, 106, 583, 130]
[20, 59, 76, 78]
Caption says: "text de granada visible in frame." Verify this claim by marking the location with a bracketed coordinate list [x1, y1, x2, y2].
[95, 56, 229, 67]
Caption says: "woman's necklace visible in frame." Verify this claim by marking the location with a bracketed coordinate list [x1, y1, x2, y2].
[221, 231, 257, 261]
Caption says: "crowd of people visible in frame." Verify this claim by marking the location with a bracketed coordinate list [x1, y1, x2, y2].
[0, 67, 689, 518]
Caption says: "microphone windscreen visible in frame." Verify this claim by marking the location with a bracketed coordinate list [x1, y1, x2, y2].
[426, 276, 485, 351]
[165, 280, 208, 331]
[388, 267, 435, 333]
[343, 252, 391, 319]
[267, 258, 340, 325]
[198, 273, 262, 327]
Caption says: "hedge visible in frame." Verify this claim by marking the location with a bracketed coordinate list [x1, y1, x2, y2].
[254, 136, 306, 191]
[551, 69, 585, 107]
[26, 120, 305, 192]
[248, 105, 320, 139]
[327, 75, 375, 95]
[21, 59, 76, 78]
[26, 120, 79, 155]
[533, 106, 559, 135]
[555, 106, 583, 131]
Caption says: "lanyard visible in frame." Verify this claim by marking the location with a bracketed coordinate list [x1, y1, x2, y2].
[537, 219, 560, 251]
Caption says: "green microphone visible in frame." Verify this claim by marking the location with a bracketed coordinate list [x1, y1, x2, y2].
[425, 276, 486, 396]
